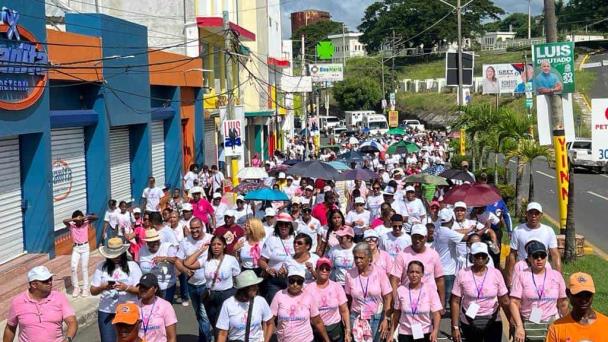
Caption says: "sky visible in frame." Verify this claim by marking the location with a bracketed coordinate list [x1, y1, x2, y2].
[281, 0, 545, 38]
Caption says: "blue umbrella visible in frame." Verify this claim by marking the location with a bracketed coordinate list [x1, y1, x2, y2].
[359, 140, 383, 153]
[244, 188, 289, 201]
[328, 161, 352, 171]
[423, 164, 446, 176]
[338, 150, 364, 161]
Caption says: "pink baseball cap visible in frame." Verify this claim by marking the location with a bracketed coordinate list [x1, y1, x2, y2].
[316, 257, 332, 268]
[335, 226, 355, 237]
[276, 212, 293, 223]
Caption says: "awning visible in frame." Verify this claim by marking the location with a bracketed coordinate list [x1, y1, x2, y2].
[268, 57, 290, 68]
[151, 107, 175, 121]
[50, 110, 98, 128]
[196, 17, 256, 42]
[245, 110, 274, 118]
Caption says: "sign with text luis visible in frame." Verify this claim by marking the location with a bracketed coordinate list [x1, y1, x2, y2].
[308, 64, 344, 83]
[223, 120, 243, 157]
[592, 99, 608, 161]
[532, 42, 575, 95]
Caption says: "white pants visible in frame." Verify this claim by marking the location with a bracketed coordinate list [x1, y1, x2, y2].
[71, 243, 90, 289]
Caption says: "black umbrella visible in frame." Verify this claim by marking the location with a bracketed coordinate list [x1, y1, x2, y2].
[338, 168, 380, 181]
[287, 160, 340, 180]
[283, 159, 303, 166]
[439, 169, 475, 183]
[338, 151, 364, 161]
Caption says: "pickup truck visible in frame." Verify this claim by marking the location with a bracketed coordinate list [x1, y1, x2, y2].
[567, 138, 606, 173]
[401, 119, 425, 131]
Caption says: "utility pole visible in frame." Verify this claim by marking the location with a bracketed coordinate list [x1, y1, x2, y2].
[342, 23, 347, 71]
[457, 0, 464, 107]
[302, 34, 309, 160]
[94, 0, 99, 13]
[528, 0, 532, 40]
[223, 11, 238, 185]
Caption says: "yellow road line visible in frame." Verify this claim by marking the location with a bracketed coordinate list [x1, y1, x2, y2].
[543, 212, 608, 261]
[578, 54, 590, 71]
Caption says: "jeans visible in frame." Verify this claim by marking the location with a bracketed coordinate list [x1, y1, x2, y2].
[188, 283, 212, 342]
[160, 284, 176, 304]
[178, 272, 190, 301]
[261, 276, 286, 305]
[205, 288, 237, 326]
[350, 311, 384, 342]
[443, 274, 456, 309]
[71, 243, 90, 290]
[97, 311, 116, 342]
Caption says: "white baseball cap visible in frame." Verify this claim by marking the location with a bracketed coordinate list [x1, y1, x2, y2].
[265, 208, 276, 217]
[213, 192, 222, 199]
[181, 203, 193, 211]
[132, 207, 142, 214]
[286, 175, 294, 180]
[363, 229, 379, 239]
[410, 224, 428, 236]
[28, 266, 53, 282]
[438, 208, 454, 223]
[405, 185, 416, 192]
[454, 201, 467, 209]
[236, 195, 245, 201]
[527, 202, 543, 213]
[224, 210, 236, 217]
[291, 196, 302, 204]
[323, 185, 332, 192]
[470, 242, 489, 255]
[354, 197, 366, 204]
[382, 186, 396, 196]
[190, 186, 203, 194]
[278, 172, 286, 179]
[287, 265, 306, 278]
[305, 185, 314, 191]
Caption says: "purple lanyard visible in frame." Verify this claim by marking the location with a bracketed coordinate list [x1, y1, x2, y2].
[531, 270, 547, 300]
[471, 269, 489, 299]
[140, 298, 157, 337]
[359, 273, 370, 300]
[408, 286, 423, 315]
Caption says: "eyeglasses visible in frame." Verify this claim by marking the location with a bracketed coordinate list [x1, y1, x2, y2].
[392, 224, 403, 229]
[531, 252, 547, 260]
[318, 265, 331, 272]
[294, 240, 307, 246]
[373, 187, 381, 190]
[288, 277, 304, 285]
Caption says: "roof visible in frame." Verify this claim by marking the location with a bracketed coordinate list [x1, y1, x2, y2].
[327, 32, 364, 39]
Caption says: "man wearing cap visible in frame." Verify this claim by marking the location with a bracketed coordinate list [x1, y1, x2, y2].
[379, 214, 412, 259]
[211, 192, 228, 228]
[180, 203, 194, 231]
[403, 185, 426, 224]
[312, 191, 338, 226]
[382, 186, 408, 218]
[276, 172, 287, 190]
[112, 303, 143, 342]
[234, 195, 253, 226]
[4, 266, 77, 342]
[546, 272, 608, 341]
[460, 160, 475, 181]
[189, 187, 215, 231]
[214, 210, 245, 255]
[390, 224, 446, 309]
[296, 206, 321, 253]
[142, 177, 164, 213]
[506, 202, 561, 287]
[284, 175, 299, 199]
[345, 197, 371, 241]
[209, 165, 225, 194]
[450, 201, 485, 272]
[301, 185, 317, 207]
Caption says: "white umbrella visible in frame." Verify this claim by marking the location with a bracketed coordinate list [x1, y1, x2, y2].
[237, 167, 268, 179]
[349, 136, 360, 145]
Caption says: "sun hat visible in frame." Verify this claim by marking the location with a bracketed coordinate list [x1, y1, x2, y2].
[316, 257, 333, 269]
[234, 270, 264, 289]
[143, 229, 161, 242]
[190, 186, 203, 194]
[363, 229, 379, 239]
[410, 224, 427, 237]
[405, 185, 416, 192]
[132, 207, 142, 214]
[181, 203, 193, 211]
[287, 265, 306, 279]
[569, 272, 595, 294]
[99, 237, 129, 259]
[382, 186, 396, 196]
[112, 303, 140, 325]
[470, 242, 489, 255]
[138, 273, 159, 288]
[336, 226, 355, 237]
[27, 266, 53, 282]
[213, 192, 222, 199]
[438, 208, 454, 223]
[526, 240, 547, 256]
[354, 197, 366, 204]
[454, 201, 467, 209]
[430, 201, 441, 208]
[527, 202, 543, 213]
[276, 213, 293, 223]
[265, 208, 277, 217]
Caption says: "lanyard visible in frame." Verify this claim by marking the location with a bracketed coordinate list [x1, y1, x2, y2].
[278, 238, 291, 256]
[359, 272, 370, 300]
[531, 270, 547, 300]
[471, 269, 489, 300]
[408, 285, 423, 315]
[140, 298, 157, 337]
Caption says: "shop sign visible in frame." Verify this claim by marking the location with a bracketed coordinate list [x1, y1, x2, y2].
[0, 7, 48, 110]
[52, 160, 73, 201]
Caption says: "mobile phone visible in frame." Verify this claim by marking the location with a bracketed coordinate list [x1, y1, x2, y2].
[107, 280, 116, 287]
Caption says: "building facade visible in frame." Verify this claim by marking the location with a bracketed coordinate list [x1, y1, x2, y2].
[327, 31, 367, 63]
[290, 9, 330, 34]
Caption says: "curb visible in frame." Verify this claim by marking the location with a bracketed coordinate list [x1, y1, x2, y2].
[543, 212, 608, 261]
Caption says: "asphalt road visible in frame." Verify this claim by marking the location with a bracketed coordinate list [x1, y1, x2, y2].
[587, 52, 608, 100]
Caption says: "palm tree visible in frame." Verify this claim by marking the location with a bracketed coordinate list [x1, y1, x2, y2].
[508, 139, 549, 202]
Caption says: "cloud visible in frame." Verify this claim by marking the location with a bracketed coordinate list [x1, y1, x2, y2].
[281, 0, 545, 38]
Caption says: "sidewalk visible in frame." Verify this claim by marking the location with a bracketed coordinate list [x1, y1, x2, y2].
[0, 251, 103, 335]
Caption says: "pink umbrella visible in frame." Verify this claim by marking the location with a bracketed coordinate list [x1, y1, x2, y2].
[443, 183, 502, 207]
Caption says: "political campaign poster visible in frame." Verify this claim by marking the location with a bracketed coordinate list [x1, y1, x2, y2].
[532, 41, 575, 95]
[592, 99, 608, 162]
[223, 120, 243, 157]
[482, 63, 534, 94]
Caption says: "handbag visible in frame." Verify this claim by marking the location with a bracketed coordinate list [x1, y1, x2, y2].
[201, 256, 225, 304]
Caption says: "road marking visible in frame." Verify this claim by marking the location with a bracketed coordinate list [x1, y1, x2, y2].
[543, 212, 608, 262]
[536, 170, 555, 179]
[601, 174, 608, 179]
[587, 191, 608, 201]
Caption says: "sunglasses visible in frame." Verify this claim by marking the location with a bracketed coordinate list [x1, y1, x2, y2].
[365, 237, 378, 242]
[473, 253, 488, 259]
[318, 265, 331, 272]
[294, 240, 307, 246]
[392, 224, 403, 229]
[288, 277, 304, 285]
[531, 252, 547, 260]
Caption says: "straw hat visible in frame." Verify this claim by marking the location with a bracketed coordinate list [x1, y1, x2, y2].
[99, 237, 129, 259]
[143, 229, 161, 242]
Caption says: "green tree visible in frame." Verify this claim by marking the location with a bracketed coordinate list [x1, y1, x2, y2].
[560, 0, 608, 32]
[483, 13, 544, 38]
[507, 139, 549, 202]
[358, 0, 504, 53]
[291, 20, 343, 60]
[333, 77, 382, 110]
[344, 57, 390, 89]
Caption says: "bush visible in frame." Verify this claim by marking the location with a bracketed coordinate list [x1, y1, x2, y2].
[476, 166, 507, 184]
[496, 184, 516, 215]
[450, 154, 471, 169]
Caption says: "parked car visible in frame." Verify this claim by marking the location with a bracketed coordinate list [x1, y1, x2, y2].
[567, 138, 606, 173]
[400, 119, 425, 131]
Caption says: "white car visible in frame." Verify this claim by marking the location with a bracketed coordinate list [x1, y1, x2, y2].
[567, 138, 606, 173]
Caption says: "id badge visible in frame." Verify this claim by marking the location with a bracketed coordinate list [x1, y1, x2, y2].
[529, 305, 543, 324]
[465, 302, 480, 319]
[411, 323, 424, 339]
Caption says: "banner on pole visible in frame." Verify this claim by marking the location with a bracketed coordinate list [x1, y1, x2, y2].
[388, 111, 399, 128]
[592, 99, 608, 161]
[536, 94, 575, 146]
[532, 41, 575, 95]
[308, 64, 344, 83]
[223, 120, 243, 157]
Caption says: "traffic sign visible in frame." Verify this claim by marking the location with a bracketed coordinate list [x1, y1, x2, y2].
[316, 41, 334, 60]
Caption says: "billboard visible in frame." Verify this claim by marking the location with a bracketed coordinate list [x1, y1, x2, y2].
[592, 99, 608, 161]
[223, 120, 243, 157]
[532, 41, 575, 95]
[308, 64, 344, 83]
[481, 63, 534, 94]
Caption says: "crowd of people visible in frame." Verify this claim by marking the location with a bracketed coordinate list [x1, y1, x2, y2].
[3, 128, 607, 342]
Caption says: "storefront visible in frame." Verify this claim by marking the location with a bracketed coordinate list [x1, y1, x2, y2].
[0, 137, 25, 263]
[150, 120, 166, 186]
[109, 127, 133, 203]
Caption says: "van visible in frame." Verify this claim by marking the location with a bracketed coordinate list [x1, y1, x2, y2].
[345, 110, 376, 129]
[319, 116, 341, 131]
[363, 114, 389, 135]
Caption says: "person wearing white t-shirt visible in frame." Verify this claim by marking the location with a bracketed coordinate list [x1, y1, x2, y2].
[326, 227, 355, 286]
[216, 271, 273, 342]
[210, 165, 225, 193]
[382, 187, 408, 218]
[450, 201, 485, 271]
[138, 229, 179, 303]
[403, 186, 426, 224]
[295, 207, 321, 253]
[379, 214, 412, 258]
[345, 197, 371, 241]
[234, 195, 254, 226]
[183, 164, 200, 193]
[366, 182, 384, 219]
[506, 202, 561, 287]
[212, 192, 229, 227]
[102, 200, 120, 241]
[142, 177, 164, 213]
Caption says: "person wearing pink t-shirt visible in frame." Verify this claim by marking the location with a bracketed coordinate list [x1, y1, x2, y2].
[391, 260, 442, 342]
[450, 242, 510, 342]
[304, 258, 351, 342]
[390, 224, 446, 310]
[137, 274, 177, 342]
[510, 241, 568, 342]
[190, 187, 215, 229]
[270, 266, 330, 342]
[345, 242, 392, 342]
[63, 210, 98, 298]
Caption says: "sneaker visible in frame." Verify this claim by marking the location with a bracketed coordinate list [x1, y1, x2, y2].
[72, 287, 80, 298]
[181, 300, 190, 307]
[81, 289, 91, 297]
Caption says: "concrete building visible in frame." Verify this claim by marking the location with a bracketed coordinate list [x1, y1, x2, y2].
[478, 31, 517, 47]
[327, 31, 366, 63]
[290, 9, 330, 34]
